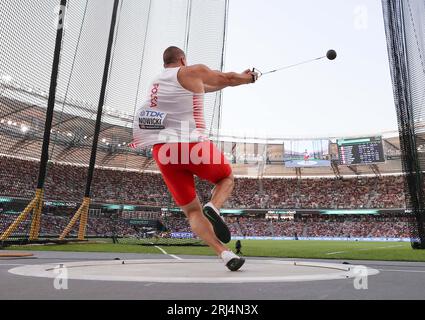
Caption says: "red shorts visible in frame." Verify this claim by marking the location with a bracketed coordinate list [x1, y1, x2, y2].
[153, 141, 232, 206]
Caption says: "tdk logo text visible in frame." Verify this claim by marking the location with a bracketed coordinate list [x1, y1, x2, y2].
[142, 110, 165, 118]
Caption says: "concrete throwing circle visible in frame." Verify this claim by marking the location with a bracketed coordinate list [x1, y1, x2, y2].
[8, 259, 379, 283]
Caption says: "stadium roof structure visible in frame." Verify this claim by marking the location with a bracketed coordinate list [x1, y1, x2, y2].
[0, 83, 408, 178]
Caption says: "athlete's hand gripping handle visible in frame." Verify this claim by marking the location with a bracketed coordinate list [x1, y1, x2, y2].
[250, 68, 261, 82]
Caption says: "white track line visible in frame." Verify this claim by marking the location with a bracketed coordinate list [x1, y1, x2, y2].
[376, 245, 404, 249]
[326, 251, 346, 255]
[154, 246, 183, 260]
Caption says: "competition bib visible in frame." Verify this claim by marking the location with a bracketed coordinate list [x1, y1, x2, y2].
[138, 108, 167, 130]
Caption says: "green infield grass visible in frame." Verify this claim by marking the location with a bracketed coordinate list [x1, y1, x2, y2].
[6, 239, 425, 262]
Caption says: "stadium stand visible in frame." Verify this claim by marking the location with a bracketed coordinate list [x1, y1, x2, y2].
[0, 155, 406, 209]
[0, 210, 410, 239]
[0, 154, 410, 240]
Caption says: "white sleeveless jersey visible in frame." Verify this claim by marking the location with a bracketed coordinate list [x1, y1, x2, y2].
[132, 67, 207, 148]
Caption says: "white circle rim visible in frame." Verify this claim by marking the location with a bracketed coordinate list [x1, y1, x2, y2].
[8, 259, 380, 284]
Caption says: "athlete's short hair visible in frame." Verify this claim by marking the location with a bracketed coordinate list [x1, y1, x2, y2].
[163, 46, 186, 65]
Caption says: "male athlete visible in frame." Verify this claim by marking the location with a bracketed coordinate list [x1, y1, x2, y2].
[133, 46, 258, 271]
[304, 149, 310, 163]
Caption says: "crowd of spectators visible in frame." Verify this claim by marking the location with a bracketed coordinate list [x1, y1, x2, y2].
[160, 215, 192, 233]
[0, 155, 412, 240]
[0, 156, 407, 209]
[0, 212, 412, 239]
[225, 215, 410, 238]
[299, 214, 410, 238]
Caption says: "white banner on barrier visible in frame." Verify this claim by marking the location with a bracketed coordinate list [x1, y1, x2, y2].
[231, 236, 411, 242]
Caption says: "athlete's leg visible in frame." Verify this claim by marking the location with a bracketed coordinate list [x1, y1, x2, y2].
[182, 197, 245, 271]
[210, 172, 234, 210]
[181, 197, 228, 256]
[153, 143, 244, 270]
[187, 141, 234, 243]
[190, 141, 234, 209]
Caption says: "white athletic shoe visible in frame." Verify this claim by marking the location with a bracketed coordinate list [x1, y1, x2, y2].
[221, 250, 245, 271]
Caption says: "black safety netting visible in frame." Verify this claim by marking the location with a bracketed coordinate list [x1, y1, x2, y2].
[0, 0, 228, 245]
[382, 0, 425, 248]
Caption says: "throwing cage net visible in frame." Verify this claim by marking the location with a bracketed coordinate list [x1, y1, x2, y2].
[382, 0, 425, 249]
[0, 0, 228, 247]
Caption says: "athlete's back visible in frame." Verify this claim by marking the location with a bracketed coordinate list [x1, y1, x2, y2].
[133, 67, 206, 148]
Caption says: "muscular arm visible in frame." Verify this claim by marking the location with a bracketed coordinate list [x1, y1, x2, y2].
[201, 67, 254, 88]
[178, 64, 256, 94]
